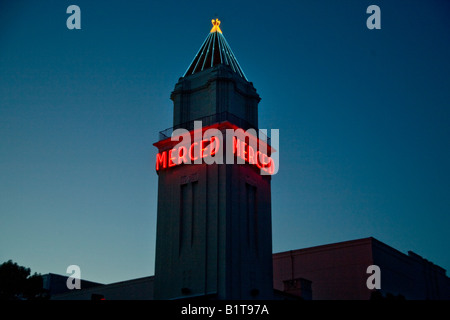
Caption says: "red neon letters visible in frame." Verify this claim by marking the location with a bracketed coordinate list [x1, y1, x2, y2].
[156, 136, 274, 175]
[156, 137, 220, 171]
[232, 137, 274, 174]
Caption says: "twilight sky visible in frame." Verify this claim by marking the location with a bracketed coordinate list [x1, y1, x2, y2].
[1, 0, 449, 284]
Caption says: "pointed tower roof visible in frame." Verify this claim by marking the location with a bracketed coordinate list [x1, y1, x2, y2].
[183, 19, 248, 80]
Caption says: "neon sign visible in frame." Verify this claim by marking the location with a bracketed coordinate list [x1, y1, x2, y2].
[155, 125, 275, 175]
[156, 137, 220, 171]
[232, 136, 274, 175]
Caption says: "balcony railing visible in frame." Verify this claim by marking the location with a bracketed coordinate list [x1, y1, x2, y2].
[158, 111, 270, 145]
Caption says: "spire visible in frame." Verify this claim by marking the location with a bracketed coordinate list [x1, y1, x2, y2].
[183, 19, 247, 80]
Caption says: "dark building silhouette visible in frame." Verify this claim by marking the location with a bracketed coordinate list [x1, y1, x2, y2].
[49, 276, 153, 300]
[42, 273, 102, 297]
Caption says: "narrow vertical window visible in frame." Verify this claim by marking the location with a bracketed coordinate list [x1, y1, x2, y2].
[246, 183, 258, 255]
[179, 183, 188, 255]
[191, 181, 198, 246]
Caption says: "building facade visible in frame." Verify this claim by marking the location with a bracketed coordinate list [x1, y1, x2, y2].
[49, 237, 450, 300]
[273, 237, 450, 300]
[153, 19, 274, 300]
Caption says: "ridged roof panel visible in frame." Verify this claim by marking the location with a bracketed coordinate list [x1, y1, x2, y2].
[183, 19, 247, 80]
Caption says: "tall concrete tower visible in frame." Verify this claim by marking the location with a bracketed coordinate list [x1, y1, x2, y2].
[153, 19, 274, 300]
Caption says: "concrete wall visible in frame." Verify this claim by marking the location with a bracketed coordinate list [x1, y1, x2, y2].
[171, 65, 260, 129]
[153, 134, 274, 300]
[154, 64, 272, 300]
[153, 161, 220, 299]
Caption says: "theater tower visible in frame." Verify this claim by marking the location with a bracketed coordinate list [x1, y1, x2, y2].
[153, 19, 274, 300]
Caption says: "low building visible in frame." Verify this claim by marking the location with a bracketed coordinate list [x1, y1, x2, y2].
[50, 276, 154, 300]
[42, 273, 103, 297]
[273, 237, 450, 300]
[48, 237, 450, 300]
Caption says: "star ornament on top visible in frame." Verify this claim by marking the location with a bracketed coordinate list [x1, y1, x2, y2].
[210, 18, 222, 33]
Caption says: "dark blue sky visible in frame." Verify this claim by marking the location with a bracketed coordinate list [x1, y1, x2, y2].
[1, 0, 449, 284]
